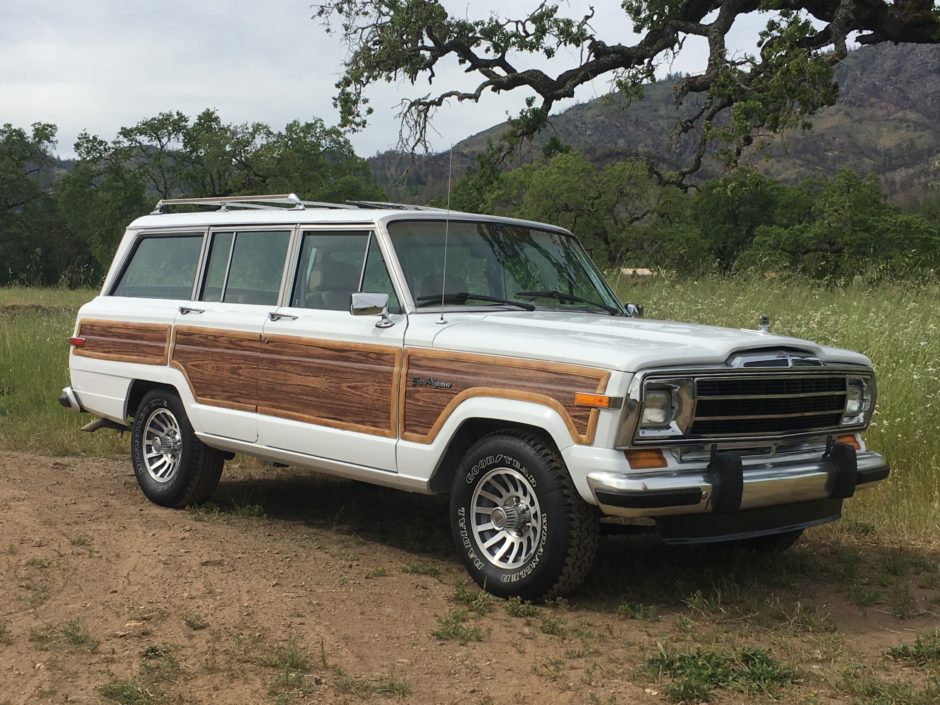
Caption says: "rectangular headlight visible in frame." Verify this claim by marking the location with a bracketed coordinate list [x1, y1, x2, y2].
[640, 388, 673, 427]
[842, 375, 874, 426]
[635, 380, 693, 440]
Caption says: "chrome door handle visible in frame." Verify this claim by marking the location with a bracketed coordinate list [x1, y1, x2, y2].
[179, 306, 205, 315]
[268, 312, 298, 322]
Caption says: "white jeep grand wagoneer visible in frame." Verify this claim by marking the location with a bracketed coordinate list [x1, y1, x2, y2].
[62, 194, 889, 598]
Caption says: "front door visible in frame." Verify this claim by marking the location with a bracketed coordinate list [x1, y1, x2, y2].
[257, 229, 405, 472]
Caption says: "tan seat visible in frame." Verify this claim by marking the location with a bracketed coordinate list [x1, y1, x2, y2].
[305, 261, 359, 311]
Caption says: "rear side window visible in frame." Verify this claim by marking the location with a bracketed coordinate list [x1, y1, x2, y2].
[112, 234, 203, 299]
[199, 230, 291, 306]
[200, 232, 234, 302]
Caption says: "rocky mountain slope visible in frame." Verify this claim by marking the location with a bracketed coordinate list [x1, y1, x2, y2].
[368, 43, 940, 204]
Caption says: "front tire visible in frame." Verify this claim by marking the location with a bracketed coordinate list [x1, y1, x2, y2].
[449, 430, 599, 600]
[130, 390, 224, 508]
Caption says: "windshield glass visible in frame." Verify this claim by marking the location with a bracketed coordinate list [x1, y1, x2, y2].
[387, 220, 622, 314]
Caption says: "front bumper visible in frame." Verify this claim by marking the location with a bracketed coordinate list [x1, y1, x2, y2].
[587, 447, 889, 519]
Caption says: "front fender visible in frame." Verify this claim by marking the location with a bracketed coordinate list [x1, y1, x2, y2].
[396, 395, 579, 485]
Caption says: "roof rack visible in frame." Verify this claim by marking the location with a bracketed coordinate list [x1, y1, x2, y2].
[150, 193, 354, 214]
[345, 200, 447, 212]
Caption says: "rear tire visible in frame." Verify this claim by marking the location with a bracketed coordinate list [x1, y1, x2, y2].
[449, 430, 599, 600]
[130, 390, 224, 508]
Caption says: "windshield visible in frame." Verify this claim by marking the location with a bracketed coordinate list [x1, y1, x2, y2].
[387, 219, 622, 314]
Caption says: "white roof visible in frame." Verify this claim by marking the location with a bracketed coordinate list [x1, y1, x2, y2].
[128, 208, 567, 232]
[127, 205, 570, 234]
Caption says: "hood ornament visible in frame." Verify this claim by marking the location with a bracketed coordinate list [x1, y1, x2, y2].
[758, 314, 770, 333]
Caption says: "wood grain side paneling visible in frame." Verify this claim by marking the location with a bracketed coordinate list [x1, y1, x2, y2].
[257, 334, 401, 437]
[401, 349, 610, 445]
[170, 326, 260, 412]
[75, 319, 170, 365]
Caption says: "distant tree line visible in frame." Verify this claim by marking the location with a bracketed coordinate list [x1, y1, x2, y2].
[3, 113, 940, 287]
[0, 111, 383, 286]
[445, 144, 940, 281]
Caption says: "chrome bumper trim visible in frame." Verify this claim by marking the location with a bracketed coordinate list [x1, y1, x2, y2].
[59, 386, 82, 414]
[587, 450, 889, 518]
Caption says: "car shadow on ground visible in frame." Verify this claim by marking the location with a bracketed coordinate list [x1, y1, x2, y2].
[208, 470, 939, 615]
[211, 471, 454, 556]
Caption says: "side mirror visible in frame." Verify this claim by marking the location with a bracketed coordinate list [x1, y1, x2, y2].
[624, 302, 644, 318]
[350, 292, 394, 328]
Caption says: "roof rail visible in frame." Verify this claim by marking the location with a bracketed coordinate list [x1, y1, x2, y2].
[150, 193, 353, 214]
[345, 200, 447, 212]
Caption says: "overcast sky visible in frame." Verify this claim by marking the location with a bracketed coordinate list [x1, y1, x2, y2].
[1, 1, 771, 159]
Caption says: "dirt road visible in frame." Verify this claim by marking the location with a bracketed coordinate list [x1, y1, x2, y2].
[1, 450, 937, 705]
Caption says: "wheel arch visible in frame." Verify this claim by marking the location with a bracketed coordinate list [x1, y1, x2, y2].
[124, 379, 183, 420]
[427, 418, 562, 494]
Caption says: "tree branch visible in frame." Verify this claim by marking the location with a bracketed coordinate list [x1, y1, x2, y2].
[314, 0, 940, 181]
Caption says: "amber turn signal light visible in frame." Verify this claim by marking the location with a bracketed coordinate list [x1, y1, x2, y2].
[575, 393, 623, 409]
[68, 336, 86, 348]
[837, 434, 861, 450]
[624, 448, 668, 469]
[574, 393, 610, 408]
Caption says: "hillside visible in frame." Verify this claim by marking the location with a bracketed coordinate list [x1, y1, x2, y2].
[367, 43, 940, 204]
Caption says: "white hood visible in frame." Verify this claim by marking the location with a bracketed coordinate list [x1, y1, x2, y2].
[424, 311, 872, 372]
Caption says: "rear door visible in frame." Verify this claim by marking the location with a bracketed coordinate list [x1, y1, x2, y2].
[170, 227, 292, 442]
[257, 228, 405, 472]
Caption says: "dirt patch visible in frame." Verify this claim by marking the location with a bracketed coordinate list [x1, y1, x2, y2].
[0, 450, 937, 704]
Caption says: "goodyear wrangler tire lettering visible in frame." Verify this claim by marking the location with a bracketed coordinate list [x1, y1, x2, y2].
[449, 430, 600, 600]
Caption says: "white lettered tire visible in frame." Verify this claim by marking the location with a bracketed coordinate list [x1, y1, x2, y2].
[449, 430, 599, 599]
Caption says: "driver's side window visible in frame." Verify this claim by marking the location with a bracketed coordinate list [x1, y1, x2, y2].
[290, 231, 400, 313]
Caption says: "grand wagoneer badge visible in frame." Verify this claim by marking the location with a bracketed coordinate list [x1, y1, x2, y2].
[411, 376, 453, 389]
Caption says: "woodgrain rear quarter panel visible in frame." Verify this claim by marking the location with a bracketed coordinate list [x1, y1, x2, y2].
[401, 348, 610, 445]
[74, 320, 170, 365]
[257, 334, 401, 437]
[171, 326, 260, 412]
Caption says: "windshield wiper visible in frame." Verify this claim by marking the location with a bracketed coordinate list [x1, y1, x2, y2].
[515, 290, 622, 315]
[415, 292, 535, 311]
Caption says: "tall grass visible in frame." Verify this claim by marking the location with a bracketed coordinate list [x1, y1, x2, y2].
[2, 279, 937, 540]
[613, 273, 940, 542]
[0, 287, 123, 455]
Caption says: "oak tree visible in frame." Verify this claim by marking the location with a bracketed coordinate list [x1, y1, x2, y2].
[0, 123, 78, 285]
[315, 0, 940, 180]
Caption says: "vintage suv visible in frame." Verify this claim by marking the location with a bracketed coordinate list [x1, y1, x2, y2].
[61, 194, 889, 598]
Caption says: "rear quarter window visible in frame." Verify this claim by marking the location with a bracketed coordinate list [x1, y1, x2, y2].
[112, 234, 204, 299]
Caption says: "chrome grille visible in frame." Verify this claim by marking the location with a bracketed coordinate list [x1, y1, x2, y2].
[691, 375, 847, 436]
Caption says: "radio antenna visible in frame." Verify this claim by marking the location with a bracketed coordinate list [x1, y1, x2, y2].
[436, 145, 454, 325]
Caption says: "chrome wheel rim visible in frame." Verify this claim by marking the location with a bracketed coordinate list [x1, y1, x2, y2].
[141, 408, 182, 483]
[470, 467, 542, 570]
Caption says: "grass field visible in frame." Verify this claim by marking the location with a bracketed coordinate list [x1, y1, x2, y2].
[612, 274, 940, 543]
[1, 278, 938, 541]
[0, 287, 124, 457]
